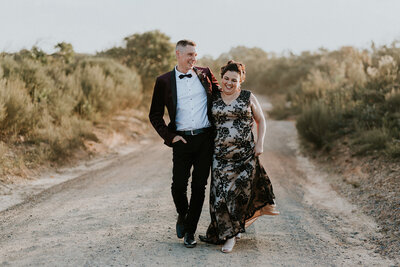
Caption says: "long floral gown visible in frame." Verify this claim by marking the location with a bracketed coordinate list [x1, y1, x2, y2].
[205, 89, 277, 244]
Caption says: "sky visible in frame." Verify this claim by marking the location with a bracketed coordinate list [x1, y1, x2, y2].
[1, 0, 400, 58]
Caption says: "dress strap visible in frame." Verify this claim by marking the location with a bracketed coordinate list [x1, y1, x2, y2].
[212, 90, 222, 102]
[241, 90, 251, 106]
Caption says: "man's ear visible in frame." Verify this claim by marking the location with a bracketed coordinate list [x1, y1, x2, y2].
[175, 50, 179, 58]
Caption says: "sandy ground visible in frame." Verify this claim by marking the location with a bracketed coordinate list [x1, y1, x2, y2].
[0, 99, 399, 266]
[0, 109, 149, 212]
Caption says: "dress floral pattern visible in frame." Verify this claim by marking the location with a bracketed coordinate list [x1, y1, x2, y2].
[205, 89, 276, 244]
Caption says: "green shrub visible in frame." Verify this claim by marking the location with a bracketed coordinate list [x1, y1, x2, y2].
[385, 89, 400, 112]
[352, 128, 390, 155]
[0, 79, 36, 135]
[98, 30, 175, 93]
[386, 141, 400, 158]
[296, 101, 341, 149]
[80, 64, 115, 116]
[76, 58, 142, 119]
[31, 114, 95, 160]
[0, 46, 143, 165]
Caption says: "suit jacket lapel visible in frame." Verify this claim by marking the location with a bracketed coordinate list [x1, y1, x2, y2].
[171, 68, 177, 111]
[193, 67, 211, 95]
[193, 67, 214, 114]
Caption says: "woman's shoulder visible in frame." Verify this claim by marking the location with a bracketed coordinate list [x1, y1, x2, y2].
[243, 89, 261, 99]
[240, 89, 252, 100]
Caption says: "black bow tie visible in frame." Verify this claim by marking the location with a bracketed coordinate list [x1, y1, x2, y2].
[179, 74, 192, 79]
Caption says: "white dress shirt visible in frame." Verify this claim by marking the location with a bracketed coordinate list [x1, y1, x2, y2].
[175, 66, 210, 131]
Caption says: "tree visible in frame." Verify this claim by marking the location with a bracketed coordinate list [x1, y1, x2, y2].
[99, 30, 175, 94]
[123, 30, 175, 93]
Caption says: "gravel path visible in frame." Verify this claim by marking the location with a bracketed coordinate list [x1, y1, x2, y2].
[0, 104, 397, 266]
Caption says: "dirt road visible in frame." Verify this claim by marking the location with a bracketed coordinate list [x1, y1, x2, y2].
[0, 104, 398, 266]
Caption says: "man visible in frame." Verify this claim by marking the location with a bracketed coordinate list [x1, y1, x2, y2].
[149, 40, 219, 248]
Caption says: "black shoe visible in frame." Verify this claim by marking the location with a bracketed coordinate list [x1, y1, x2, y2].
[184, 232, 197, 248]
[176, 214, 186, 239]
[198, 235, 210, 243]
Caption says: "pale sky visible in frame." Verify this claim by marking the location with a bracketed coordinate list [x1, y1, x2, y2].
[1, 0, 399, 58]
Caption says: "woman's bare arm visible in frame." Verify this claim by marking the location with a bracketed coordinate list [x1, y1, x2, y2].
[250, 93, 266, 156]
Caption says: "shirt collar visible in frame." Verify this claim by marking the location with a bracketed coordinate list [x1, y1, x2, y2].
[175, 66, 194, 77]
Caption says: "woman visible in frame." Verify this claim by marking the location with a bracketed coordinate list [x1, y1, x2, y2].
[199, 60, 279, 253]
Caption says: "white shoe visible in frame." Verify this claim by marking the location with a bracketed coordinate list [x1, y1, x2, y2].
[221, 237, 236, 253]
[265, 204, 280, 215]
[236, 233, 241, 239]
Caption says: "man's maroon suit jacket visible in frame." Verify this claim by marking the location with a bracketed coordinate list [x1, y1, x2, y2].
[149, 66, 220, 147]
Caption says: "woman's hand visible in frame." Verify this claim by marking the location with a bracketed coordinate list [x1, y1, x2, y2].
[255, 142, 263, 157]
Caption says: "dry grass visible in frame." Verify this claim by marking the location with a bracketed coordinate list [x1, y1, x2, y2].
[0, 48, 143, 179]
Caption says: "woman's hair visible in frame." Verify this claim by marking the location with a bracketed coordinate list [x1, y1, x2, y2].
[220, 60, 246, 82]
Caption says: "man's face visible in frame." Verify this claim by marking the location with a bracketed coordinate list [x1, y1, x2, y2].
[176, 45, 197, 72]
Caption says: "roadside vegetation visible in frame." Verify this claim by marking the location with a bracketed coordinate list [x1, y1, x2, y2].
[199, 44, 400, 160]
[1, 30, 398, 179]
[0, 30, 175, 181]
[0, 46, 143, 180]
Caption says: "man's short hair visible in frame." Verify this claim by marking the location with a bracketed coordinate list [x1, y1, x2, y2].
[176, 40, 196, 50]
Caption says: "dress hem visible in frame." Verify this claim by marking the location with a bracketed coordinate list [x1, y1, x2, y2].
[202, 199, 277, 245]
[223, 199, 276, 241]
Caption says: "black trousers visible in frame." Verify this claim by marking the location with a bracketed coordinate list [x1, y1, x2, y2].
[171, 131, 213, 234]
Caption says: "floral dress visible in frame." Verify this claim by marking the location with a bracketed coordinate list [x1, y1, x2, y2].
[205, 89, 276, 244]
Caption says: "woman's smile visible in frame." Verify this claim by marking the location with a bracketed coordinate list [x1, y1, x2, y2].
[221, 70, 241, 95]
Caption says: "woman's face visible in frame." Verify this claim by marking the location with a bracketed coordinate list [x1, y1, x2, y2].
[221, 71, 241, 95]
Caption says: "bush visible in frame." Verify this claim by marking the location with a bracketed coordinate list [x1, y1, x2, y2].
[386, 141, 400, 158]
[0, 46, 143, 165]
[296, 101, 342, 149]
[0, 79, 36, 135]
[98, 30, 175, 94]
[31, 115, 95, 160]
[352, 128, 391, 155]
[385, 89, 400, 112]
[77, 57, 142, 115]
